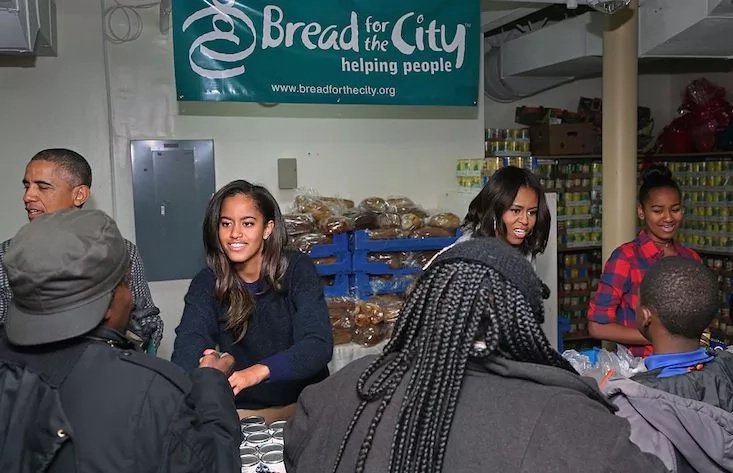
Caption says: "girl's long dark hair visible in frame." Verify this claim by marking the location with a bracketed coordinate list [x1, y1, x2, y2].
[203, 180, 288, 341]
[463, 166, 551, 257]
[331, 259, 574, 473]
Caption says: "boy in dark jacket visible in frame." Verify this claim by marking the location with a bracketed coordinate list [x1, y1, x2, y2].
[603, 256, 733, 472]
[0, 209, 242, 473]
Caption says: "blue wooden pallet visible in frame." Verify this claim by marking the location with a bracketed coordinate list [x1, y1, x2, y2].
[350, 272, 416, 298]
[351, 257, 423, 275]
[308, 232, 351, 275]
[322, 273, 350, 298]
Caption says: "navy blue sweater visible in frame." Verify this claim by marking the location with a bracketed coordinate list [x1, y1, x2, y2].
[171, 252, 333, 409]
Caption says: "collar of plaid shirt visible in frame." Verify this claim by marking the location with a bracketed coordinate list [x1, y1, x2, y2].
[636, 229, 687, 261]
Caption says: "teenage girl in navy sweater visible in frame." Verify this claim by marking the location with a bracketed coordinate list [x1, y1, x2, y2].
[172, 180, 332, 421]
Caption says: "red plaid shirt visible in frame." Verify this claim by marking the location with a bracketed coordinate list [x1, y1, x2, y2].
[587, 230, 701, 357]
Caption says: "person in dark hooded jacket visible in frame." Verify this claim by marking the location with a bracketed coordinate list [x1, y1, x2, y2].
[603, 256, 733, 472]
[285, 238, 667, 473]
[0, 209, 242, 473]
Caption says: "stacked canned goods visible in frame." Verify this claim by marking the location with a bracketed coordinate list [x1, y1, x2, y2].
[667, 160, 733, 251]
[557, 250, 603, 340]
[537, 161, 602, 249]
[453, 127, 541, 191]
[456, 156, 539, 190]
[701, 255, 733, 345]
[239, 416, 287, 473]
[484, 128, 531, 155]
[533, 158, 604, 348]
[455, 158, 486, 189]
[661, 157, 733, 349]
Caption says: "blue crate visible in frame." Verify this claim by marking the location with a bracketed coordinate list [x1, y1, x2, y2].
[308, 232, 351, 275]
[309, 232, 349, 257]
[351, 252, 424, 275]
[350, 272, 417, 298]
[350, 229, 459, 253]
[322, 273, 350, 298]
[313, 252, 351, 275]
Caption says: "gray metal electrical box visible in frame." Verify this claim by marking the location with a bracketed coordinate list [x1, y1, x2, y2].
[130, 139, 215, 281]
[277, 158, 298, 189]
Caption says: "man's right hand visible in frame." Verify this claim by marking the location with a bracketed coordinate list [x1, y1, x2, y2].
[198, 349, 235, 376]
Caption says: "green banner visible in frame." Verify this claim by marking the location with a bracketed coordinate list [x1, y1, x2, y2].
[172, 1, 479, 106]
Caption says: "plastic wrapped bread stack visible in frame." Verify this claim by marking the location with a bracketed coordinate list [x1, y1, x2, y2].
[326, 295, 404, 347]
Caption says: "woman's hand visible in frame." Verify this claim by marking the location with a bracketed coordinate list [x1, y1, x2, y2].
[228, 364, 271, 395]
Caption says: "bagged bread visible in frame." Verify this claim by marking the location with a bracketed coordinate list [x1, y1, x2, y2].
[331, 312, 354, 345]
[294, 195, 333, 221]
[358, 196, 388, 213]
[320, 196, 355, 210]
[319, 215, 354, 235]
[345, 210, 380, 230]
[385, 196, 415, 213]
[352, 325, 387, 347]
[286, 235, 298, 251]
[367, 228, 406, 240]
[328, 298, 357, 345]
[354, 301, 384, 326]
[369, 295, 403, 324]
[400, 213, 423, 231]
[283, 213, 316, 236]
[427, 212, 461, 231]
[293, 233, 332, 254]
[377, 212, 401, 229]
[410, 227, 453, 238]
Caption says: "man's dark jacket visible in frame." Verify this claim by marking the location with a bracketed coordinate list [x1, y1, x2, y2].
[0, 328, 242, 473]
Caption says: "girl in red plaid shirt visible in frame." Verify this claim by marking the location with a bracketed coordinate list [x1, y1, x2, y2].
[587, 164, 700, 357]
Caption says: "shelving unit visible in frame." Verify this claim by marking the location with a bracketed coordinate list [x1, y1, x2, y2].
[534, 157, 603, 348]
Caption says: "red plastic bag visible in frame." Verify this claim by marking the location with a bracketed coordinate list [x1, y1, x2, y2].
[682, 78, 725, 110]
[656, 78, 733, 153]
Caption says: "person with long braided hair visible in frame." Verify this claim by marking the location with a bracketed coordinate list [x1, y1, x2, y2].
[284, 238, 667, 473]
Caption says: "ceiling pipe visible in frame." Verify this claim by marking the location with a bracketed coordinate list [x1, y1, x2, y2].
[159, 0, 171, 34]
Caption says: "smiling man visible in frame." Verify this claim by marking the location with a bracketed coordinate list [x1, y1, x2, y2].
[0, 148, 163, 351]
